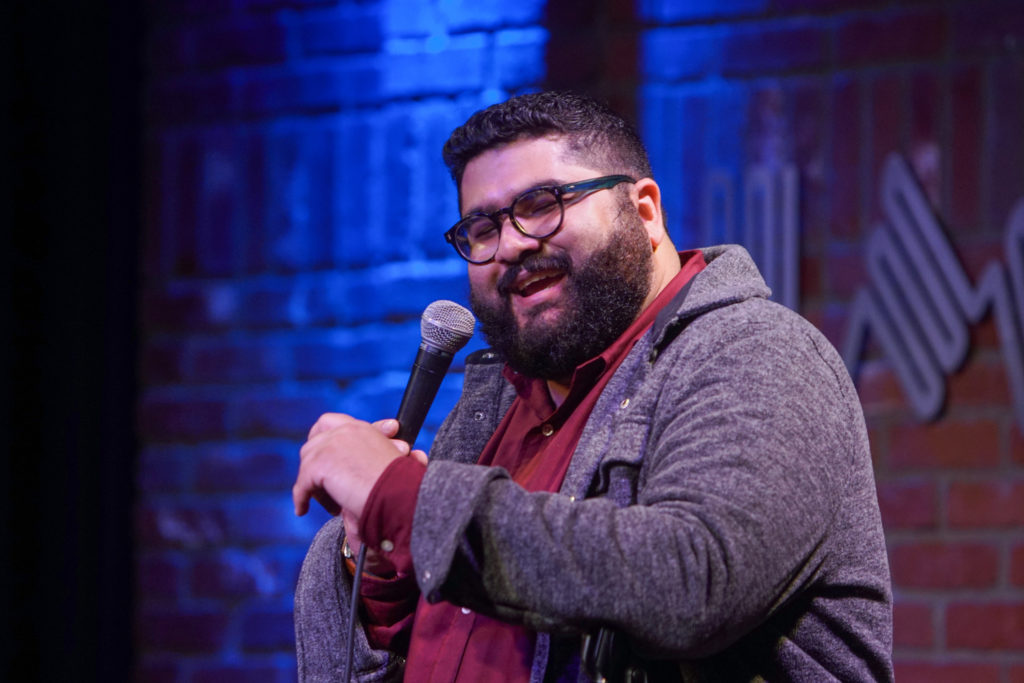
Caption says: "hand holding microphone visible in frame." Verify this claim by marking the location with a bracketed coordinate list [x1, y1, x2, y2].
[292, 301, 475, 518]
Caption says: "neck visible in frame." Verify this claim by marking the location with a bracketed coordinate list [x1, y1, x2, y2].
[643, 240, 682, 309]
[546, 378, 570, 408]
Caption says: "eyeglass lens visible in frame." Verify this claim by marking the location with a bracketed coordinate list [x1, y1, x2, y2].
[456, 187, 563, 262]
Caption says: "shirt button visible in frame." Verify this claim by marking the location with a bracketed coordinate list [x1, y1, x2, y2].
[461, 607, 471, 615]
[380, 539, 394, 553]
[474, 411, 485, 421]
[541, 424, 554, 436]
[424, 570, 432, 581]
[620, 398, 630, 409]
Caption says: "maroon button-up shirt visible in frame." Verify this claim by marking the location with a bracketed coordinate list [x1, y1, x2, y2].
[358, 250, 706, 681]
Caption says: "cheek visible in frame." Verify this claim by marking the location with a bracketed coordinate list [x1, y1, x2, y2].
[468, 265, 499, 299]
[545, 231, 594, 267]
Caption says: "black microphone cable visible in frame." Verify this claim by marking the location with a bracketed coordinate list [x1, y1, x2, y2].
[342, 544, 369, 683]
[339, 300, 475, 682]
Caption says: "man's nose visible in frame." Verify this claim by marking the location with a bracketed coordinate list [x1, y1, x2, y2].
[494, 216, 542, 264]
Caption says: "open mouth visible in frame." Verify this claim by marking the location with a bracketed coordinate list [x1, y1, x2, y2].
[514, 270, 565, 298]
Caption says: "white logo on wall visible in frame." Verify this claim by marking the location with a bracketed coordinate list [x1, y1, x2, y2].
[703, 164, 800, 310]
[840, 154, 1024, 433]
[705, 154, 1024, 433]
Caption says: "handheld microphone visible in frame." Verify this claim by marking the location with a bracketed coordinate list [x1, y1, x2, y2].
[394, 300, 476, 445]
[342, 301, 474, 682]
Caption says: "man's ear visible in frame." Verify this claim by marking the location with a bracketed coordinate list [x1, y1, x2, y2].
[634, 177, 666, 249]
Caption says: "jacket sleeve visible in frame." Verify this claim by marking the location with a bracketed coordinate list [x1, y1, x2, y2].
[408, 300, 883, 660]
[294, 516, 406, 682]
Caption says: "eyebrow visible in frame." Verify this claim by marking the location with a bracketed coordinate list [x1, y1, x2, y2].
[462, 178, 565, 217]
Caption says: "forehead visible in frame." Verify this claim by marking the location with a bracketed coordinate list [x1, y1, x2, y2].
[458, 135, 602, 213]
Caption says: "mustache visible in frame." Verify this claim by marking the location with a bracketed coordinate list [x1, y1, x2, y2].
[496, 252, 573, 297]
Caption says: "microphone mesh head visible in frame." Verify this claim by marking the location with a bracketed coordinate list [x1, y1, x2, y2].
[421, 300, 476, 354]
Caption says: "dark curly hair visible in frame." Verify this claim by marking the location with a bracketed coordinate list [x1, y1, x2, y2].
[442, 91, 653, 189]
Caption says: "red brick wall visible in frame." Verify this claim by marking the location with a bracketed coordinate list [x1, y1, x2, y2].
[138, 0, 1024, 679]
[639, 1, 1024, 678]
[138, 1, 548, 680]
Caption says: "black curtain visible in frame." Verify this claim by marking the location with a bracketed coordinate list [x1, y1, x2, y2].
[3, 1, 142, 680]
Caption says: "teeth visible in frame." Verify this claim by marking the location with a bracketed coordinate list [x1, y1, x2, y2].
[519, 273, 547, 292]
[515, 271, 559, 295]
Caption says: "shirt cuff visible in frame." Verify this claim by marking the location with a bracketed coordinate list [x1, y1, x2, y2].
[359, 455, 426, 576]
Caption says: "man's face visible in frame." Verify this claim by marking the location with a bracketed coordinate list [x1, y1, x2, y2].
[460, 135, 654, 380]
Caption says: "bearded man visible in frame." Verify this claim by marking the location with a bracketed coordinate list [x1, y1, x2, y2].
[292, 91, 893, 682]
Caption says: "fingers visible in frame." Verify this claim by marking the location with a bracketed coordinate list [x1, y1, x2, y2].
[410, 449, 428, 466]
[309, 415, 410, 455]
[292, 449, 342, 516]
[307, 412, 353, 440]
[372, 418, 400, 437]
[294, 415, 406, 519]
[294, 414, 423, 519]
[291, 474, 314, 516]
[372, 418, 414, 456]
[293, 431, 344, 516]
[293, 489, 309, 516]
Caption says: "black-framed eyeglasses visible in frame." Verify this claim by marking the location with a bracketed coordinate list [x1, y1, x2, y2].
[444, 174, 636, 264]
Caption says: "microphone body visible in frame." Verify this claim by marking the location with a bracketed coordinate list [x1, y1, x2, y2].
[394, 301, 475, 445]
[394, 343, 455, 444]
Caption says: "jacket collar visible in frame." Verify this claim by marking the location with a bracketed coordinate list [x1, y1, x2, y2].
[649, 244, 771, 360]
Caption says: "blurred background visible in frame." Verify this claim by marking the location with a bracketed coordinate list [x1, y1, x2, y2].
[4, 0, 1023, 680]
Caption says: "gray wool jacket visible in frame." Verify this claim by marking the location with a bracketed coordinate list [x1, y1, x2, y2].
[294, 245, 894, 682]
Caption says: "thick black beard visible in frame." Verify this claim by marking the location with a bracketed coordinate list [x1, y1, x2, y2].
[470, 208, 654, 381]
